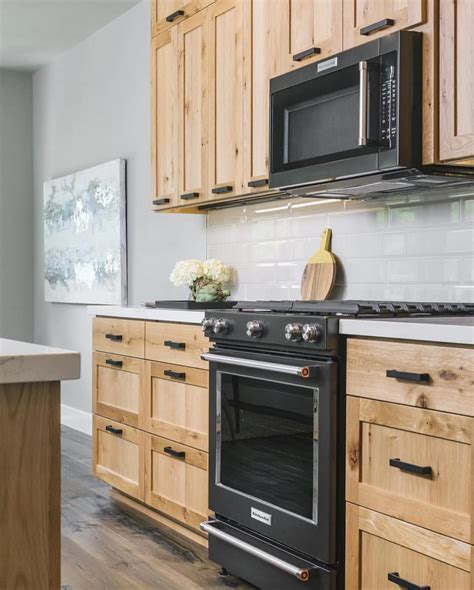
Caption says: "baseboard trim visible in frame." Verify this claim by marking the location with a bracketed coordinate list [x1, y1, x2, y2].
[61, 404, 92, 436]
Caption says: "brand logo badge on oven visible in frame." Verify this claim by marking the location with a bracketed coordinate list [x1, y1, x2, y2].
[251, 507, 272, 526]
[317, 57, 338, 72]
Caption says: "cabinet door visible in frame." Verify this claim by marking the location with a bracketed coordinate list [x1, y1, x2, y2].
[242, 0, 289, 195]
[439, 0, 474, 162]
[208, 0, 244, 200]
[287, 0, 343, 69]
[152, 0, 214, 37]
[177, 10, 209, 205]
[151, 29, 179, 210]
[343, 0, 426, 49]
[93, 416, 144, 501]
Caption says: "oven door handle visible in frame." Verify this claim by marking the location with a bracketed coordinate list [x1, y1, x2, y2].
[201, 353, 317, 379]
[200, 520, 316, 581]
[358, 61, 368, 146]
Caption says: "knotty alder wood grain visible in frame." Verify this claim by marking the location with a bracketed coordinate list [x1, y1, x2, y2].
[93, 415, 145, 501]
[93, 351, 146, 429]
[145, 321, 209, 369]
[346, 337, 474, 416]
[0, 381, 60, 590]
[145, 434, 209, 532]
[146, 360, 209, 451]
[93, 317, 145, 357]
[346, 396, 473, 543]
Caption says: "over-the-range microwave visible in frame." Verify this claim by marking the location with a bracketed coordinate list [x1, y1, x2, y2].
[269, 31, 430, 197]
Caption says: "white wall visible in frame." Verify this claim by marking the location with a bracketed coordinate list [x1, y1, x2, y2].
[0, 69, 34, 341]
[207, 192, 474, 303]
[33, 0, 206, 416]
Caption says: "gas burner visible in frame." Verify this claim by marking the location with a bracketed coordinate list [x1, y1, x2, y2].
[234, 300, 474, 317]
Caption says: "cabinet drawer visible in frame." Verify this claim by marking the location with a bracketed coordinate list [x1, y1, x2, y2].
[145, 321, 209, 369]
[145, 434, 208, 531]
[346, 504, 472, 590]
[346, 397, 473, 542]
[93, 352, 145, 428]
[93, 416, 144, 501]
[93, 317, 145, 358]
[146, 361, 208, 451]
[152, 0, 214, 37]
[346, 338, 474, 416]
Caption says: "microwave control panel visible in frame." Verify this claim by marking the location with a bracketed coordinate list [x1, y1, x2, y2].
[381, 64, 397, 150]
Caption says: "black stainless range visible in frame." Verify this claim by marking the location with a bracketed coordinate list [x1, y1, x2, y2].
[200, 300, 473, 590]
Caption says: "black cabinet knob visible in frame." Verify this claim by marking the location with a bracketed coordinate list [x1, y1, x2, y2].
[166, 9, 184, 22]
[211, 185, 233, 194]
[105, 425, 123, 436]
[164, 446, 185, 459]
[105, 333, 122, 342]
[180, 192, 199, 200]
[389, 458, 432, 477]
[164, 369, 186, 380]
[360, 18, 395, 36]
[105, 359, 123, 368]
[293, 47, 321, 62]
[153, 198, 171, 206]
[388, 572, 430, 590]
[386, 370, 430, 382]
[164, 340, 186, 350]
[247, 178, 269, 188]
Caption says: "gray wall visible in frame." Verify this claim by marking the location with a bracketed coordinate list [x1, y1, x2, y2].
[0, 69, 34, 341]
[33, 0, 206, 414]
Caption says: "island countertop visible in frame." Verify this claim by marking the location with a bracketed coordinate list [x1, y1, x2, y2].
[0, 338, 81, 384]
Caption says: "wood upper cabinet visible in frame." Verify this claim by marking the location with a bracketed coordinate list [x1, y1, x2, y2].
[177, 10, 210, 205]
[241, 0, 288, 195]
[152, 29, 179, 210]
[343, 0, 427, 49]
[152, 0, 214, 37]
[287, 0, 343, 68]
[439, 0, 474, 162]
[208, 0, 244, 200]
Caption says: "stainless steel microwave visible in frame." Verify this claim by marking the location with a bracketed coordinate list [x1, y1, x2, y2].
[269, 31, 422, 192]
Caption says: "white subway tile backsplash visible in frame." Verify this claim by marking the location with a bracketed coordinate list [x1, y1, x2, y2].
[207, 196, 474, 302]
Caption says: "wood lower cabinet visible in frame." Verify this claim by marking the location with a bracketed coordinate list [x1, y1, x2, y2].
[93, 415, 145, 501]
[346, 336, 474, 589]
[93, 317, 145, 358]
[343, 0, 426, 49]
[145, 434, 209, 531]
[439, 0, 474, 162]
[93, 317, 209, 536]
[346, 503, 472, 590]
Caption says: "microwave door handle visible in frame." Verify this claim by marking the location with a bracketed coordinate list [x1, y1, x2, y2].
[358, 61, 368, 146]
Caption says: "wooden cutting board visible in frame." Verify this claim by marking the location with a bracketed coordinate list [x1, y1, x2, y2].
[300, 228, 337, 301]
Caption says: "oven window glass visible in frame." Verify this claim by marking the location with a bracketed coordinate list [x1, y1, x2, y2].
[217, 372, 318, 522]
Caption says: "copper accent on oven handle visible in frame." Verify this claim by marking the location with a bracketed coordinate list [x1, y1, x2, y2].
[201, 353, 316, 378]
[200, 521, 311, 581]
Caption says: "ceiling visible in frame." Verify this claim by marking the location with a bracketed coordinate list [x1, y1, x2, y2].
[0, 0, 142, 71]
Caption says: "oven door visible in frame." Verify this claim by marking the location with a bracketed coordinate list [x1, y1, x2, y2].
[204, 349, 338, 565]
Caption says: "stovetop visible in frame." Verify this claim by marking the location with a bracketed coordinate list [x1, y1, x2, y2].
[233, 300, 474, 316]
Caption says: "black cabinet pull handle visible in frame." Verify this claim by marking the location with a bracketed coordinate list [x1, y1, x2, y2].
[388, 572, 430, 590]
[153, 198, 170, 206]
[105, 425, 123, 436]
[166, 9, 184, 22]
[105, 333, 122, 342]
[164, 446, 186, 459]
[212, 185, 233, 194]
[386, 370, 430, 382]
[360, 18, 395, 36]
[180, 192, 199, 200]
[293, 47, 321, 62]
[164, 369, 186, 380]
[164, 340, 186, 350]
[248, 178, 269, 188]
[105, 359, 123, 368]
[389, 458, 432, 477]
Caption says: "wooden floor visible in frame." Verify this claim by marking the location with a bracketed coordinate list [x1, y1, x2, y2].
[61, 426, 253, 589]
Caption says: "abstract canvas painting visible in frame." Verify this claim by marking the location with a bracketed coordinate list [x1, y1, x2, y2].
[43, 159, 127, 304]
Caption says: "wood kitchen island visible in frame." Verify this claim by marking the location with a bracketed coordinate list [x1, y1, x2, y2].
[0, 338, 80, 589]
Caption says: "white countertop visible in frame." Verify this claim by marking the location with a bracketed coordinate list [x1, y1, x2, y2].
[0, 338, 81, 384]
[87, 305, 205, 324]
[339, 316, 474, 345]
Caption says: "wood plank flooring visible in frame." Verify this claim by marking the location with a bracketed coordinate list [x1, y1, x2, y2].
[61, 426, 253, 589]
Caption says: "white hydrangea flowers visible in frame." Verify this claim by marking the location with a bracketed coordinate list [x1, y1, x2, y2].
[170, 259, 230, 287]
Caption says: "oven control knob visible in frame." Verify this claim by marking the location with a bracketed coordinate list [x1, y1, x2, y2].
[302, 324, 321, 343]
[284, 323, 303, 342]
[213, 318, 230, 335]
[201, 318, 216, 336]
[246, 320, 264, 338]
